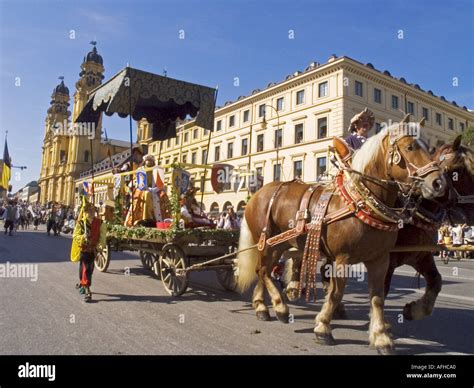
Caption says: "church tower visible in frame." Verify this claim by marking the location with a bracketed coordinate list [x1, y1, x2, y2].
[38, 78, 71, 204]
[64, 42, 105, 205]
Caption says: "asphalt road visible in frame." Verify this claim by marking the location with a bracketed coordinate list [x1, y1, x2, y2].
[0, 226, 473, 355]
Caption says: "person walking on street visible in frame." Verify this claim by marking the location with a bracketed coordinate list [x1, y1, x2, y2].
[72, 202, 105, 303]
[3, 201, 15, 236]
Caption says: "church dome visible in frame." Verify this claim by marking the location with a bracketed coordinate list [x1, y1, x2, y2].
[83, 45, 103, 65]
[53, 79, 69, 95]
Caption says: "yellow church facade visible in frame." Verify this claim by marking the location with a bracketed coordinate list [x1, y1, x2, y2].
[38, 45, 129, 206]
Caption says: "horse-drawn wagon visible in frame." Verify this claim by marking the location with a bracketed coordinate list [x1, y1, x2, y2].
[96, 224, 239, 296]
[75, 66, 242, 296]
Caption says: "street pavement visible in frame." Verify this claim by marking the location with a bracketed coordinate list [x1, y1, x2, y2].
[0, 226, 473, 355]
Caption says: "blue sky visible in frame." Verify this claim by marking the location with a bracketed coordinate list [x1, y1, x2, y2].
[1, 0, 473, 191]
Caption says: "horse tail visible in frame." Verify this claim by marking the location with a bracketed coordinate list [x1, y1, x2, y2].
[236, 215, 259, 292]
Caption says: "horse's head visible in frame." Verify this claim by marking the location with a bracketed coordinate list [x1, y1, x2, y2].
[434, 135, 474, 224]
[352, 123, 446, 200]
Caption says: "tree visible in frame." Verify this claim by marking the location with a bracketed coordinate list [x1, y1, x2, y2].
[461, 126, 474, 147]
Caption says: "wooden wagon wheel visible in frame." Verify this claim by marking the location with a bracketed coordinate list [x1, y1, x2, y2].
[159, 244, 189, 296]
[95, 244, 111, 272]
[139, 250, 158, 271]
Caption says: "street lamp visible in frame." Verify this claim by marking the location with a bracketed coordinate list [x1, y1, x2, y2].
[261, 104, 281, 180]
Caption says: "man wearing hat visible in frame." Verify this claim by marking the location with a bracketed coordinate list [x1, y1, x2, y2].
[345, 108, 375, 150]
[73, 202, 105, 302]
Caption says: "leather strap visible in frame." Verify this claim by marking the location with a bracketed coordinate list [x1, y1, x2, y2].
[265, 184, 320, 248]
[299, 190, 333, 301]
[257, 181, 287, 251]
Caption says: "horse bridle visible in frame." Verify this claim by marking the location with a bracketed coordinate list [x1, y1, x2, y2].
[439, 149, 474, 205]
[387, 134, 441, 182]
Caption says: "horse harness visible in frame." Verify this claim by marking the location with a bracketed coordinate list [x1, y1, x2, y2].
[256, 134, 443, 300]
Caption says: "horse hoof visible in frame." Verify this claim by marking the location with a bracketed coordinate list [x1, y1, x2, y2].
[314, 333, 335, 346]
[256, 311, 271, 321]
[275, 311, 290, 324]
[377, 346, 395, 356]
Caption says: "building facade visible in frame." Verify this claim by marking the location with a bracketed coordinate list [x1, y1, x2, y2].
[145, 55, 473, 215]
[38, 45, 129, 206]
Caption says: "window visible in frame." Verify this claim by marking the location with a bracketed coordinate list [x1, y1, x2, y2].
[182, 154, 187, 164]
[258, 104, 266, 118]
[256, 167, 263, 179]
[317, 157, 327, 179]
[318, 81, 328, 98]
[202, 149, 208, 164]
[275, 129, 283, 148]
[317, 117, 328, 139]
[273, 164, 281, 181]
[191, 152, 196, 164]
[193, 129, 199, 139]
[294, 123, 304, 144]
[184, 132, 189, 143]
[436, 113, 442, 126]
[407, 101, 414, 114]
[448, 118, 454, 130]
[167, 138, 171, 148]
[227, 142, 234, 159]
[216, 120, 222, 131]
[241, 138, 248, 156]
[375, 123, 382, 133]
[355, 81, 363, 97]
[460, 122, 465, 131]
[173, 157, 178, 164]
[175, 136, 180, 145]
[84, 150, 89, 163]
[276, 97, 284, 111]
[214, 146, 220, 162]
[392, 95, 399, 109]
[60, 150, 66, 163]
[243, 109, 250, 122]
[229, 115, 235, 127]
[422, 107, 429, 121]
[374, 88, 382, 103]
[296, 89, 305, 105]
[294, 160, 303, 179]
[257, 134, 264, 152]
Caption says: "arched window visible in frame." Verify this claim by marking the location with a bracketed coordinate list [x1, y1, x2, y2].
[210, 202, 219, 216]
[222, 201, 232, 212]
[237, 201, 246, 217]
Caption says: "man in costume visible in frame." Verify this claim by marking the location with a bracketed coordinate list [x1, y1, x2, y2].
[73, 202, 106, 302]
[345, 108, 375, 150]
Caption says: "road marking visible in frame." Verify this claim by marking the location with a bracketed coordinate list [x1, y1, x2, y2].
[395, 269, 474, 281]
[396, 288, 474, 302]
[395, 338, 470, 355]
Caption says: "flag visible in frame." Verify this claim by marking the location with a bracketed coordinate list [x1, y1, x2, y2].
[0, 139, 11, 190]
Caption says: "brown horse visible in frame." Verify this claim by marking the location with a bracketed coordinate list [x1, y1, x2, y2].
[237, 125, 446, 354]
[385, 136, 474, 321]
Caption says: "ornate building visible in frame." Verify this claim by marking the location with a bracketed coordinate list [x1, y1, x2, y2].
[148, 55, 474, 215]
[38, 44, 129, 205]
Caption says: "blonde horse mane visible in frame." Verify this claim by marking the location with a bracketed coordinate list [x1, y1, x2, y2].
[351, 127, 390, 175]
